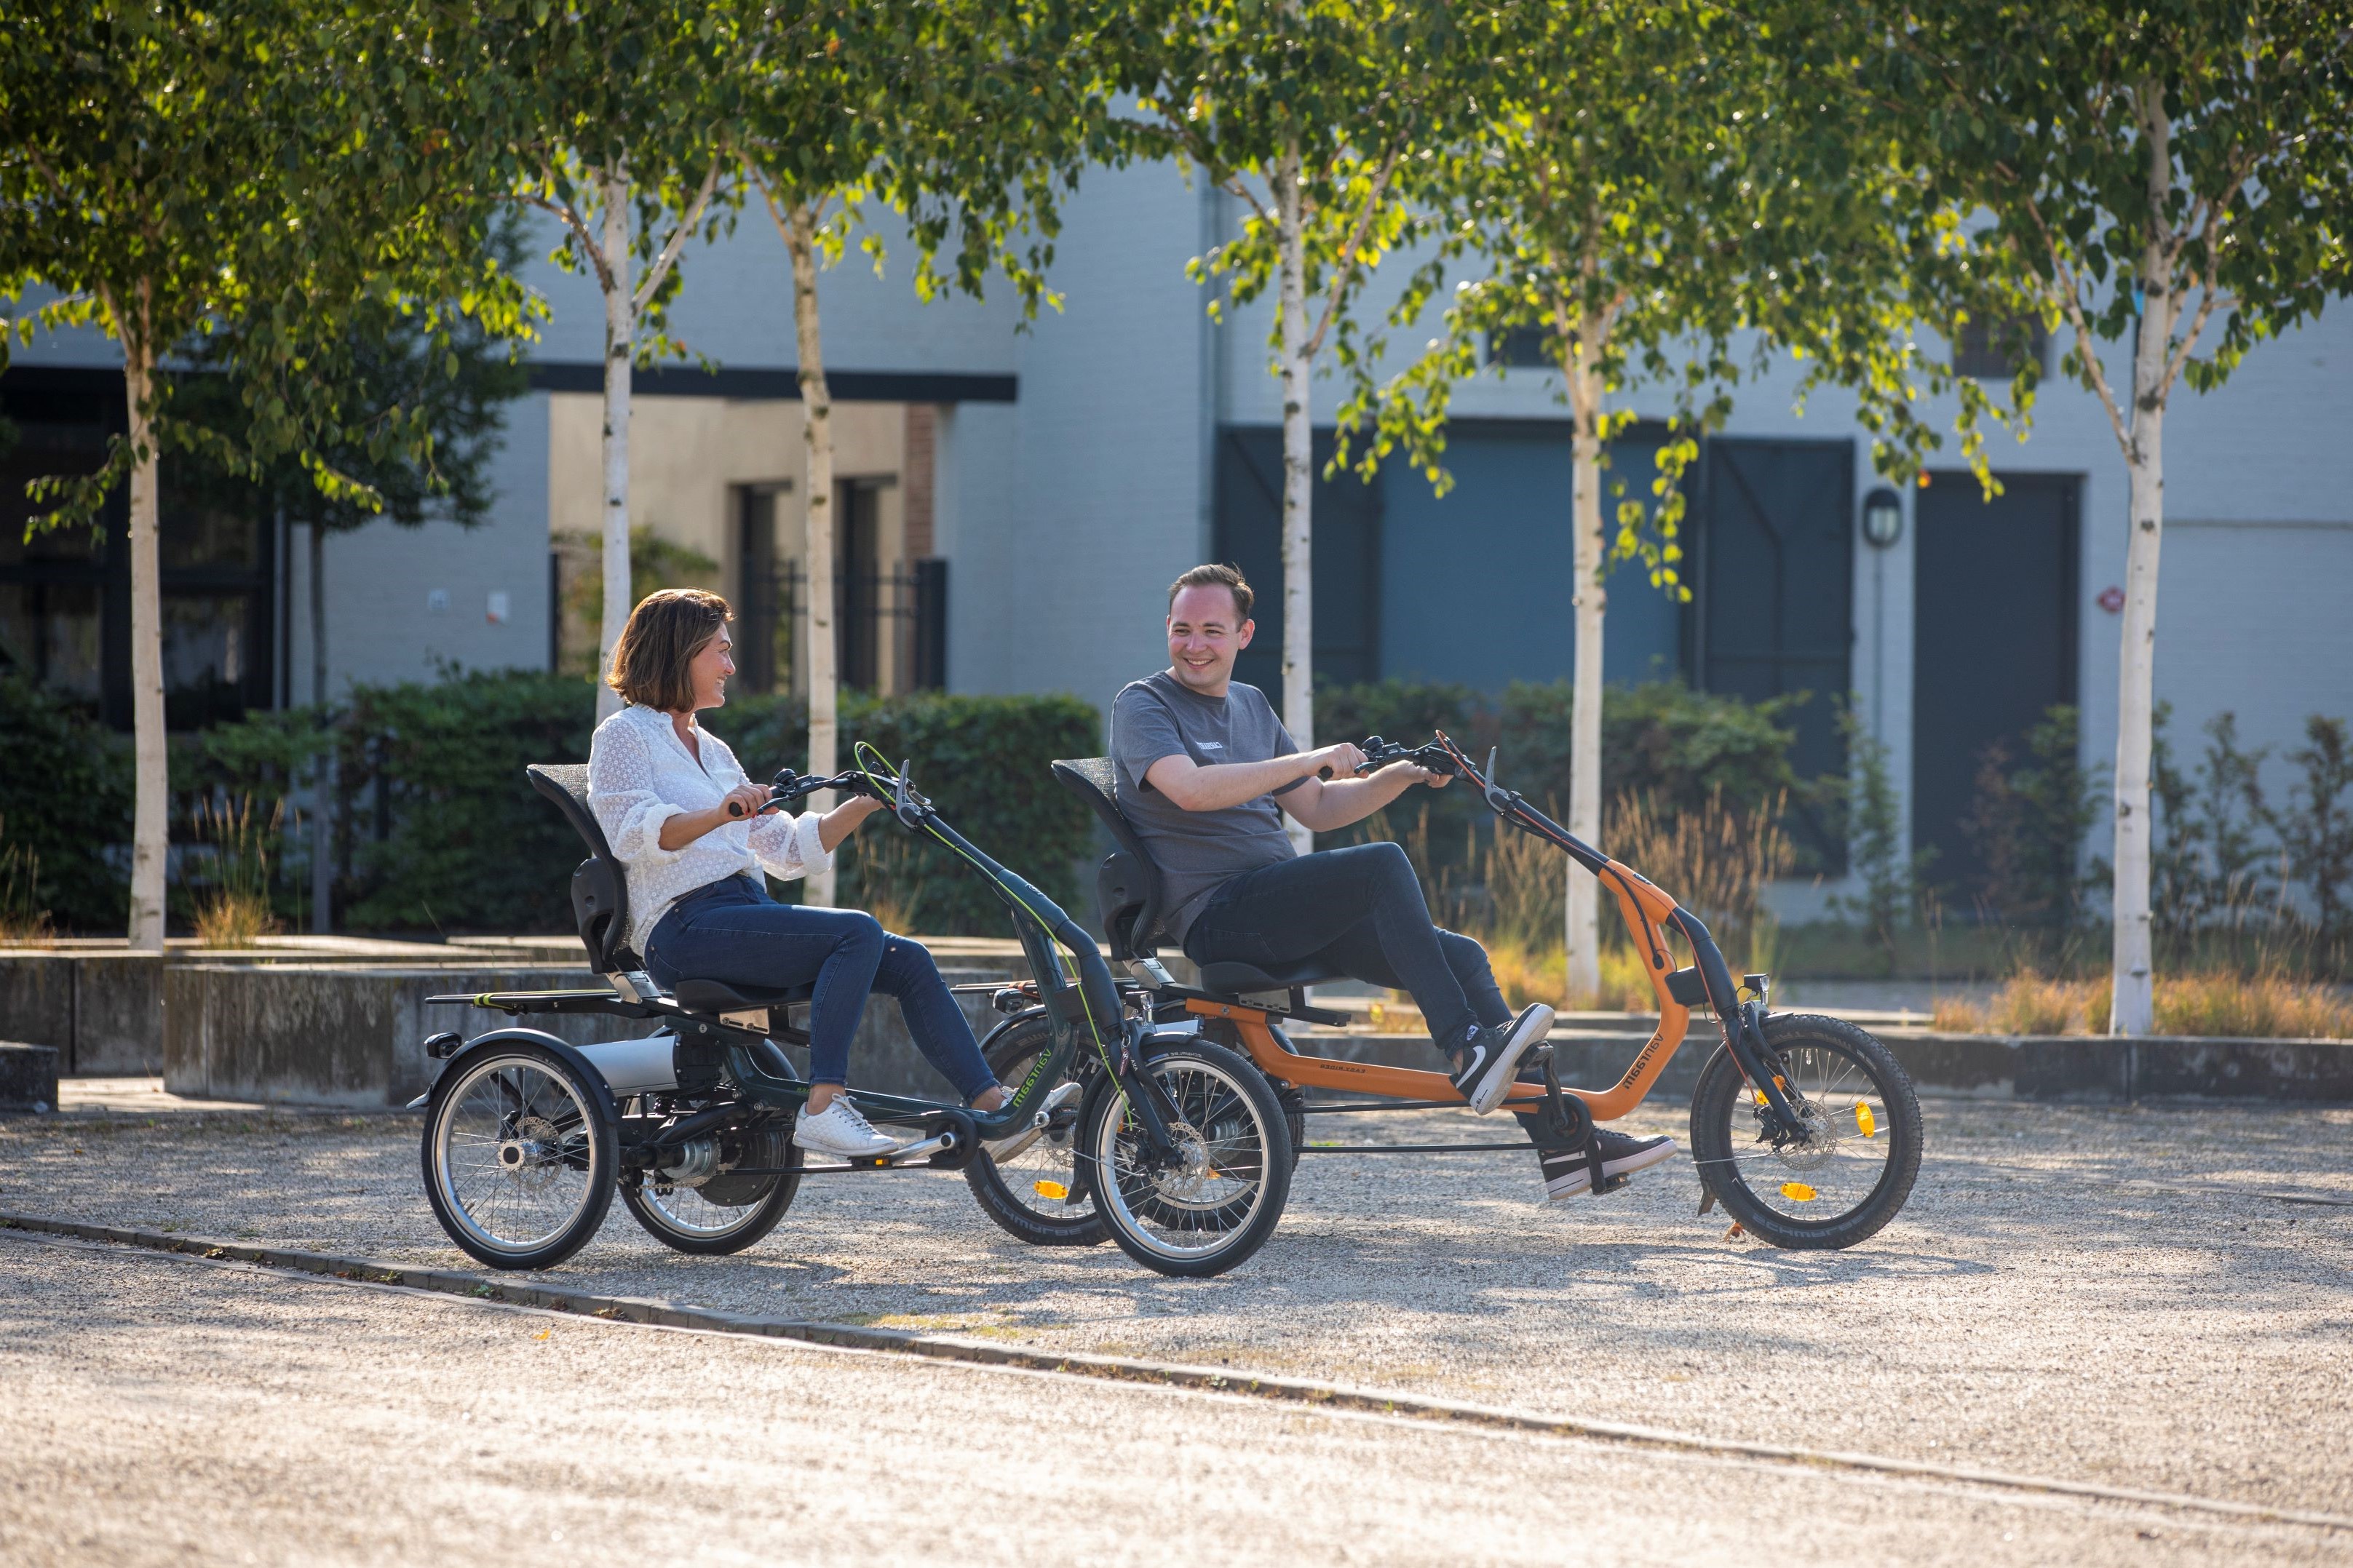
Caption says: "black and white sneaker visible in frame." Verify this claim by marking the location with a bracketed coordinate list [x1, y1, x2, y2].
[1539, 1129, 1679, 1201]
[1451, 1003, 1555, 1115]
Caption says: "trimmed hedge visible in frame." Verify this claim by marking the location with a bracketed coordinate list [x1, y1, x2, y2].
[186, 670, 1100, 937]
[1320, 675, 1800, 813]
[0, 676, 135, 928]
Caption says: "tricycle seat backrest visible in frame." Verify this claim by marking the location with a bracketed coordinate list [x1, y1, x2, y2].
[526, 763, 640, 974]
[1049, 757, 1167, 962]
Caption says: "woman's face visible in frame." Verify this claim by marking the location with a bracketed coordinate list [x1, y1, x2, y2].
[685, 624, 735, 713]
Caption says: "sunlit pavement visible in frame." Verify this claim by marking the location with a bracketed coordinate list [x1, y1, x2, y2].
[2, 1097, 2349, 1562]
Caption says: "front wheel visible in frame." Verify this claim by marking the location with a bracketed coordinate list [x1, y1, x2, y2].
[964, 1014, 1105, 1247]
[422, 1043, 617, 1271]
[1689, 1014, 1921, 1251]
[1080, 1040, 1291, 1279]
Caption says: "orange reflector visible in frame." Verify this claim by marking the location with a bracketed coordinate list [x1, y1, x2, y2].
[1780, 1182, 1817, 1203]
[1855, 1103, 1877, 1139]
[1033, 1180, 1069, 1201]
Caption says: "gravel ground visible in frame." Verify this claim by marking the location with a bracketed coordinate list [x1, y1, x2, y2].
[3, 1098, 2349, 1522]
[4, 1238, 2347, 1568]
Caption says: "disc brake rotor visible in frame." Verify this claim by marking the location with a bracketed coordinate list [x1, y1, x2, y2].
[497, 1114, 566, 1193]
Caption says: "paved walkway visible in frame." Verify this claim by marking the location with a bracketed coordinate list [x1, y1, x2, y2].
[15, 1238, 2344, 1567]
[2, 1098, 2349, 1553]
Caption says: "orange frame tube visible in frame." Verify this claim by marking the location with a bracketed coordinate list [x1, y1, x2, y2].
[1188, 859, 1702, 1123]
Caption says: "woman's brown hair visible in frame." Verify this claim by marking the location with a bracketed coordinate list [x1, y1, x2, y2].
[606, 588, 731, 712]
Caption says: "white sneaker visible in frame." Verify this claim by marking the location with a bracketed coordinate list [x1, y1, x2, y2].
[794, 1097, 900, 1158]
[983, 1081, 1084, 1163]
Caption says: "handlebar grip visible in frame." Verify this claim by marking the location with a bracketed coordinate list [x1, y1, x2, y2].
[1317, 765, 1333, 781]
[726, 801, 746, 817]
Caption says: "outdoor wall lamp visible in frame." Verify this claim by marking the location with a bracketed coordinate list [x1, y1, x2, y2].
[1860, 486, 1904, 549]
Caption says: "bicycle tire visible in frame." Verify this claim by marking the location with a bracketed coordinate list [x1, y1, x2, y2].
[964, 1014, 1106, 1247]
[1689, 1013, 1921, 1251]
[1079, 1039, 1291, 1279]
[422, 1042, 618, 1272]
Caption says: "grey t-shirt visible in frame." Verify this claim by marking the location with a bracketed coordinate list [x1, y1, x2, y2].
[1110, 670, 1304, 945]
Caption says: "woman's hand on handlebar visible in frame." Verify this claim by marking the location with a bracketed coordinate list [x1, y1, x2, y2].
[719, 781, 773, 819]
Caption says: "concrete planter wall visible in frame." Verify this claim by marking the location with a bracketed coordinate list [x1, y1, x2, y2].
[0, 1043, 60, 1113]
[0, 953, 165, 1075]
[162, 960, 1025, 1109]
[1283, 1027, 2353, 1106]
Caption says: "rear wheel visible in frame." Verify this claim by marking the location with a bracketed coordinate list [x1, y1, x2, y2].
[964, 1014, 1105, 1246]
[620, 1109, 802, 1255]
[422, 1043, 616, 1271]
[1081, 1040, 1290, 1278]
[1689, 1014, 1921, 1250]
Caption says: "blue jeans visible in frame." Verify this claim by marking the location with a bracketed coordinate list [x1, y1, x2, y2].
[643, 875, 998, 1100]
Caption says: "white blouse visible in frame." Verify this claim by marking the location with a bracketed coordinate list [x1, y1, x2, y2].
[587, 704, 833, 957]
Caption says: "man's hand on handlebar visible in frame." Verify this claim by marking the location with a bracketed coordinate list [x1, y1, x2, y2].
[1306, 741, 1367, 781]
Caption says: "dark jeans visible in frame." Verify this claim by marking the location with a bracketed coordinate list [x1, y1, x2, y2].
[1182, 843, 1512, 1054]
[643, 874, 996, 1099]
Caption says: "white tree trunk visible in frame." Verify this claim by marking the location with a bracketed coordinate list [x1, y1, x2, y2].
[2109, 266, 2171, 1038]
[123, 339, 167, 952]
[785, 203, 839, 907]
[1564, 339, 1606, 1003]
[309, 522, 333, 934]
[1274, 146, 1314, 855]
[596, 165, 635, 724]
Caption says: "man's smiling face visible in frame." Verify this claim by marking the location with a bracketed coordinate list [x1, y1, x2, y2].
[1166, 584, 1253, 696]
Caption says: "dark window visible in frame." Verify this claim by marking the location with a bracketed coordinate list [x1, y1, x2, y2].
[0, 366, 274, 728]
[733, 483, 786, 694]
[1691, 438, 1854, 864]
[1955, 315, 2050, 380]
[1212, 427, 1382, 696]
[1911, 471, 2079, 895]
[1488, 325, 1555, 370]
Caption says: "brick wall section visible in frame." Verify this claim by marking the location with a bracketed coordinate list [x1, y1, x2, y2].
[903, 403, 936, 558]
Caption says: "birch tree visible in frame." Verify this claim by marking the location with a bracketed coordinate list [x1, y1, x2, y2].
[446, 0, 736, 720]
[1343, 0, 1983, 998]
[1854, 1, 2353, 1033]
[1119, 1, 1472, 848]
[0, 0, 525, 948]
[739, 0, 1107, 902]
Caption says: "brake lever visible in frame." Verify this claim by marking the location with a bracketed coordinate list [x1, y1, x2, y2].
[891, 757, 931, 826]
[1481, 745, 1514, 813]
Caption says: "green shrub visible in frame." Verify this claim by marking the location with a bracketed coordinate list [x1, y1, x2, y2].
[0, 675, 133, 929]
[336, 669, 600, 932]
[196, 669, 1099, 936]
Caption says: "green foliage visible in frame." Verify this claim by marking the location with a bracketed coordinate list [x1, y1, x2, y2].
[1846, 0, 2353, 414]
[189, 669, 1100, 937]
[0, 0, 532, 530]
[0, 676, 133, 928]
[2277, 717, 2353, 949]
[1314, 675, 1801, 878]
[1827, 707, 1936, 971]
[333, 669, 601, 933]
[737, 0, 1111, 319]
[1337, 0, 2001, 568]
[1961, 706, 2106, 930]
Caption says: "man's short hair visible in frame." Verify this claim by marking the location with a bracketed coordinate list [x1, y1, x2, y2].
[608, 587, 731, 711]
[1167, 562, 1253, 621]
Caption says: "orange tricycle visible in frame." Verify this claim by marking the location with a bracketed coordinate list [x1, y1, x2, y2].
[1043, 733, 1923, 1251]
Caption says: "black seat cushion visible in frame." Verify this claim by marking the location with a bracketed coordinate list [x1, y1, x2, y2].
[672, 978, 817, 1014]
[1197, 958, 1348, 995]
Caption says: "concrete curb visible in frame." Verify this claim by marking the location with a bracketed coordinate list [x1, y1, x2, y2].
[3, 1209, 2349, 1535]
[1296, 1027, 2353, 1105]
